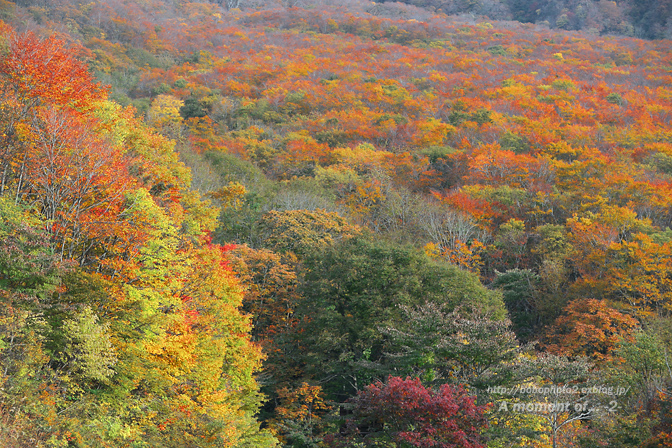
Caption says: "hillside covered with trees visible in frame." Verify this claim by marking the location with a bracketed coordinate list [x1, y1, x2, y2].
[379, 0, 672, 40]
[1, 0, 672, 447]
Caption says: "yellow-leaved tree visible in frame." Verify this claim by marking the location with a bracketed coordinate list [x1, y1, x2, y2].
[0, 24, 276, 448]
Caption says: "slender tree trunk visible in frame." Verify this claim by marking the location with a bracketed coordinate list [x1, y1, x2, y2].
[0, 163, 7, 196]
[14, 159, 24, 203]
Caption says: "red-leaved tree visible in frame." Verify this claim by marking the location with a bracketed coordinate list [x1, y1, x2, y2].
[328, 376, 488, 448]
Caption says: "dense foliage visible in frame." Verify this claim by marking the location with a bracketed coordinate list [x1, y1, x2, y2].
[1, 0, 672, 447]
[379, 0, 672, 39]
[0, 21, 273, 448]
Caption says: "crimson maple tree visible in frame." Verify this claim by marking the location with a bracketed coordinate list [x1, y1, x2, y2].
[328, 376, 488, 448]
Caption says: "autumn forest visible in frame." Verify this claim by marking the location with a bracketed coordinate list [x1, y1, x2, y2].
[1, 0, 672, 446]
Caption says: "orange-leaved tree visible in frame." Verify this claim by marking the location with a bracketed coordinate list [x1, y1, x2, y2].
[0, 24, 275, 448]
